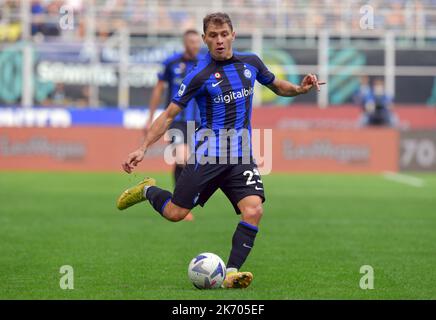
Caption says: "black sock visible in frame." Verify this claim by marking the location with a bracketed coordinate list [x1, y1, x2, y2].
[145, 186, 172, 215]
[174, 164, 184, 183]
[227, 221, 258, 270]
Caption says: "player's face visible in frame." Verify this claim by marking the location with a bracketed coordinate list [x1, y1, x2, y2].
[202, 23, 235, 61]
[184, 33, 201, 59]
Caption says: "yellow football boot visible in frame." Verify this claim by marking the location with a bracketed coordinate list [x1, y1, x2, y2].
[222, 271, 253, 289]
[116, 177, 156, 210]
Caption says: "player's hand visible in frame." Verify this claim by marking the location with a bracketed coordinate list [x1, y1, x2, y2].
[299, 74, 326, 93]
[122, 148, 146, 173]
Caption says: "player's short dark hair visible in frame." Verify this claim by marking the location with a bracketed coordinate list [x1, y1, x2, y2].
[183, 29, 199, 37]
[203, 12, 233, 33]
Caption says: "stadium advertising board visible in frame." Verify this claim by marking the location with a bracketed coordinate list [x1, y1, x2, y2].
[1, 127, 399, 173]
[270, 129, 398, 173]
[400, 130, 436, 171]
[0, 127, 170, 172]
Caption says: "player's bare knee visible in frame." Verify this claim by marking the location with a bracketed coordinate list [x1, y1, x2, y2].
[166, 206, 190, 222]
[241, 204, 263, 223]
[167, 214, 184, 222]
[166, 212, 183, 222]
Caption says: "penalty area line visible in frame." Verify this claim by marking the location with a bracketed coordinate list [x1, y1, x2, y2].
[382, 171, 425, 188]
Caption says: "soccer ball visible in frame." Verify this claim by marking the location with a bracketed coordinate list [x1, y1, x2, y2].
[188, 252, 226, 289]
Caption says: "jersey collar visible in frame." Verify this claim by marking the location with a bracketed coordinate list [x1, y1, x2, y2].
[207, 51, 238, 65]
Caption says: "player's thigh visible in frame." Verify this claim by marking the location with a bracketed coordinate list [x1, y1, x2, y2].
[172, 161, 225, 210]
[220, 161, 265, 215]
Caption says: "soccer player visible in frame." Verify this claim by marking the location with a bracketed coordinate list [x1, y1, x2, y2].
[117, 12, 324, 289]
[145, 29, 202, 221]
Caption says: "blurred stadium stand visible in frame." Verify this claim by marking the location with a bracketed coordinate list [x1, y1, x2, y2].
[1, 0, 436, 109]
[1, 1, 436, 173]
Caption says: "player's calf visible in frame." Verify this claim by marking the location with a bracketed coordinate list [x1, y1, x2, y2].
[222, 196, 263, 289]
[117, 180, 192, 222]
[144, 186, 191, 222]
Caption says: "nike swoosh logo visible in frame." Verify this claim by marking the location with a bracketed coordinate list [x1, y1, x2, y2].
[255, 186, 263, 191]
[243, 243, 252, 249]
[212, 80, 223, 87]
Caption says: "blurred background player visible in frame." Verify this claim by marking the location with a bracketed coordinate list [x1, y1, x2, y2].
[353, 75, 371, 107]
[145, 29, 203, 221]
[356, 77, 399, 127]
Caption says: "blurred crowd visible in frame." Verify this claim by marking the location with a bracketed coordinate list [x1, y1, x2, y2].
[1, 0, 436, 42]
[0, 0, 434, 113]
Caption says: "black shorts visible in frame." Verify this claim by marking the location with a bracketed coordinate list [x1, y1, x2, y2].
[172, 157, 265, 214]
[169, 121, 198, 145]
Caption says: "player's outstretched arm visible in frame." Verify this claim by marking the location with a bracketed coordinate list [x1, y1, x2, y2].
[122, 102, 182, 173]
[266, 74, 326, 97]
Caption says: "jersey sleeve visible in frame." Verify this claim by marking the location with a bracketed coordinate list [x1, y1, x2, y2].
[254, 55, 275, 85]
[171, 68, 204, 109]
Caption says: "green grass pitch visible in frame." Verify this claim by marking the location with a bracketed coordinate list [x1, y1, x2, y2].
[1, 171, 435, 299]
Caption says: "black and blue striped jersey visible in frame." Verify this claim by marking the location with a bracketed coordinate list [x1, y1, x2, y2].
[158, 52, 201, 122]
[172, 51, 275, 158]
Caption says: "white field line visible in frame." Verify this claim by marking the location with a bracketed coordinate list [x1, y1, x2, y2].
[382, 171, 425, 188]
